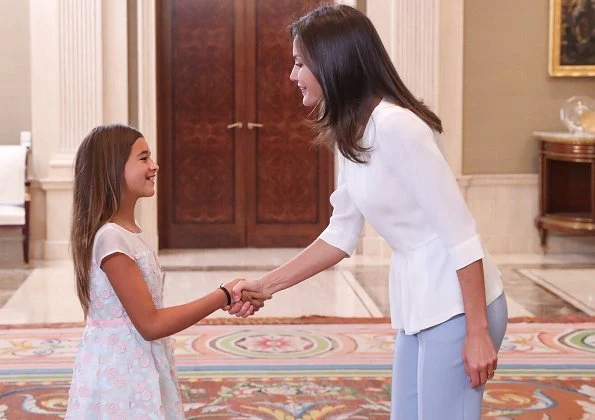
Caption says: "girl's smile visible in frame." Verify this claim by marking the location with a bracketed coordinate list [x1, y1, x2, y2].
[124, 137, 159, 198]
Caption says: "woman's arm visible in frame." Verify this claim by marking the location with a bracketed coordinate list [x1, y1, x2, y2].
[227, 152, 363, 316]
[457, 259, 498, 388]
[260, 239, 347, 294]
[227, 239, 347, 315]
[102, 253, 252, 341]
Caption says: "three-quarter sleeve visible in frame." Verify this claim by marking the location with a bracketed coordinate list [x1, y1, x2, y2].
[376, 109, 484, 269]
[93, 227, 136, 267]
[318, 157, 364, 256]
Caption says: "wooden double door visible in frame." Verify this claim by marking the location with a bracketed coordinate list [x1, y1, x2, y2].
[157, 0, 333, 248]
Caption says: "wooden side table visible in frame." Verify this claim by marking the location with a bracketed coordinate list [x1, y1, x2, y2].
[534, 131, 595, 252]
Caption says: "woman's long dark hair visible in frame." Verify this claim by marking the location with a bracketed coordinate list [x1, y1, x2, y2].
[289, 4, 442, 163]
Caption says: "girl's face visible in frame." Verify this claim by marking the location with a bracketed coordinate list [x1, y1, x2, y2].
[290, 39, 323, 107]
[123, 137, 159, 199]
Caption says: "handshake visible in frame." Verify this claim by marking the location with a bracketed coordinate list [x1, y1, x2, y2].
[220, 279, 273, 318]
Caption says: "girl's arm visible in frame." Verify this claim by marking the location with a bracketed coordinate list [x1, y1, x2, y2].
[102, 253, 253, 341]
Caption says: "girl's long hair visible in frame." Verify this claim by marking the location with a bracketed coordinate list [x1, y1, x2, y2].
[289, 4, 442, 163]
[71, 124, 142, 317]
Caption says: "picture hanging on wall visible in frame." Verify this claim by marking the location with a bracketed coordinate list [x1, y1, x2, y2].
[549, 0, 595, 77]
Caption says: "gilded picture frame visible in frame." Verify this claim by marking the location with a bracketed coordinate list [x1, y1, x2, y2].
[548, 0, 595, 77]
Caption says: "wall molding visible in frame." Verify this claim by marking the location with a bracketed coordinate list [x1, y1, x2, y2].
[135, 0, 158, 252]
[358, 174, 595, 256]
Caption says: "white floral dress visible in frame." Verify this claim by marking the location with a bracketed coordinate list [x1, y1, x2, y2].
[66, 223, 184, 419]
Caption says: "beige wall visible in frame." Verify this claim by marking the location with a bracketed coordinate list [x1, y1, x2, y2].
[0, 0, 31, 145]
[463, 0, 595, 174]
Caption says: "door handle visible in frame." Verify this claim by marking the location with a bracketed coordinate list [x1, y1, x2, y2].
[247, 122, 264, 130]
[227, 122, 243, 129]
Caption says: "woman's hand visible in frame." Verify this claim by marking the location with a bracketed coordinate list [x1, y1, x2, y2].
[220, 279, 252, 317]
[222, 278, 271, 318]
[463, 329, 497, 388]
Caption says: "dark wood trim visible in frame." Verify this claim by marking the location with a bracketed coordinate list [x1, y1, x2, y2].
[235, 0, 248, 246]
[535, 134, 595, 252]
[245, 0, 257, 245]
[592, 158, 595, 221]
[156, 0, 173, 249]
[23, 200, 29, 263]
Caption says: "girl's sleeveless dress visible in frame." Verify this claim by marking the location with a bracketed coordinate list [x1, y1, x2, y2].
[66, 223, 184, 419]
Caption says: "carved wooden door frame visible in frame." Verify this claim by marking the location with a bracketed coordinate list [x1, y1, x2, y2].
[156, 0, 334, 249]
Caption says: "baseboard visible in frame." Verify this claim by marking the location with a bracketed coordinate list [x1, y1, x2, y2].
[31, 239, 44, 261]
[43, 240, 71, 260]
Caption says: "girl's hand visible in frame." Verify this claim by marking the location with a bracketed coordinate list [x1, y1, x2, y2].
[221, 290, 272, 316]
[223, 279, 270, 317]
[463, 329, 497, 388]
[221, 279, 252, 317]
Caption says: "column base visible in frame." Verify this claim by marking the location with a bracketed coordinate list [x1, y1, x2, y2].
[44, 240, 71, 260]
[39, 169, 74, 261]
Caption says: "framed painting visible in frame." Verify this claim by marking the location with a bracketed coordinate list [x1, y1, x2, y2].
[549, 0, 595, 77]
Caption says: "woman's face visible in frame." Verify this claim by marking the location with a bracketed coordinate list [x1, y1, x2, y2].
[290, 38, 323, 107]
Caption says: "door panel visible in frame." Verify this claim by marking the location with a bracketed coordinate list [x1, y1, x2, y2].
[173, 0, 236, 225]
[158, 0, 247, 248]
[246, 0, 332, 246]
[158, 0, 332, 249]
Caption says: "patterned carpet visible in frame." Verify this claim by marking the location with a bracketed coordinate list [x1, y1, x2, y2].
[0, 323, 594, 419]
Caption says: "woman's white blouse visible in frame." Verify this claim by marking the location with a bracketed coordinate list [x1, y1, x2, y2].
[319, 100, 503, 334]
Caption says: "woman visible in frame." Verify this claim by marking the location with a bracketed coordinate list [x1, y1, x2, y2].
[227, 5, 507, 419]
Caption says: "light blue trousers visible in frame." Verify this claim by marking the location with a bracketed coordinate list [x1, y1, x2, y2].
[391, 293, 508, 420]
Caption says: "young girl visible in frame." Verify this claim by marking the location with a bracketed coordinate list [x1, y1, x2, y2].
[66, 124, 269, 419]
[228, 5, 507, 419]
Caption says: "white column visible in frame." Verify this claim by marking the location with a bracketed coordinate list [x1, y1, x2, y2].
[136, 0, 159, 252]
[32, 0, 103, 260]
[30, 0, 128, 260]
[51, 0, 103, 175]
[361, 0, 463, 257]
[367, 0, 439, 111]
[29, 0, 59, 259]
[366, 0, 463, 175]
[102, 1, 129, 124]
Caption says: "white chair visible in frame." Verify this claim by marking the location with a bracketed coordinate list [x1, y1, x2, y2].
[0, 145, 30, 263]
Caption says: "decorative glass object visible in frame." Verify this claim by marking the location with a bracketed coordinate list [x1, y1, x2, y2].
[560, 96, 595, 133]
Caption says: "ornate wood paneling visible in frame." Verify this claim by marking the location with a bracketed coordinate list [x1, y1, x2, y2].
[158, 0, 332, 248]
[253, 0, 321, 224]
[172, 0, 236, 223]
